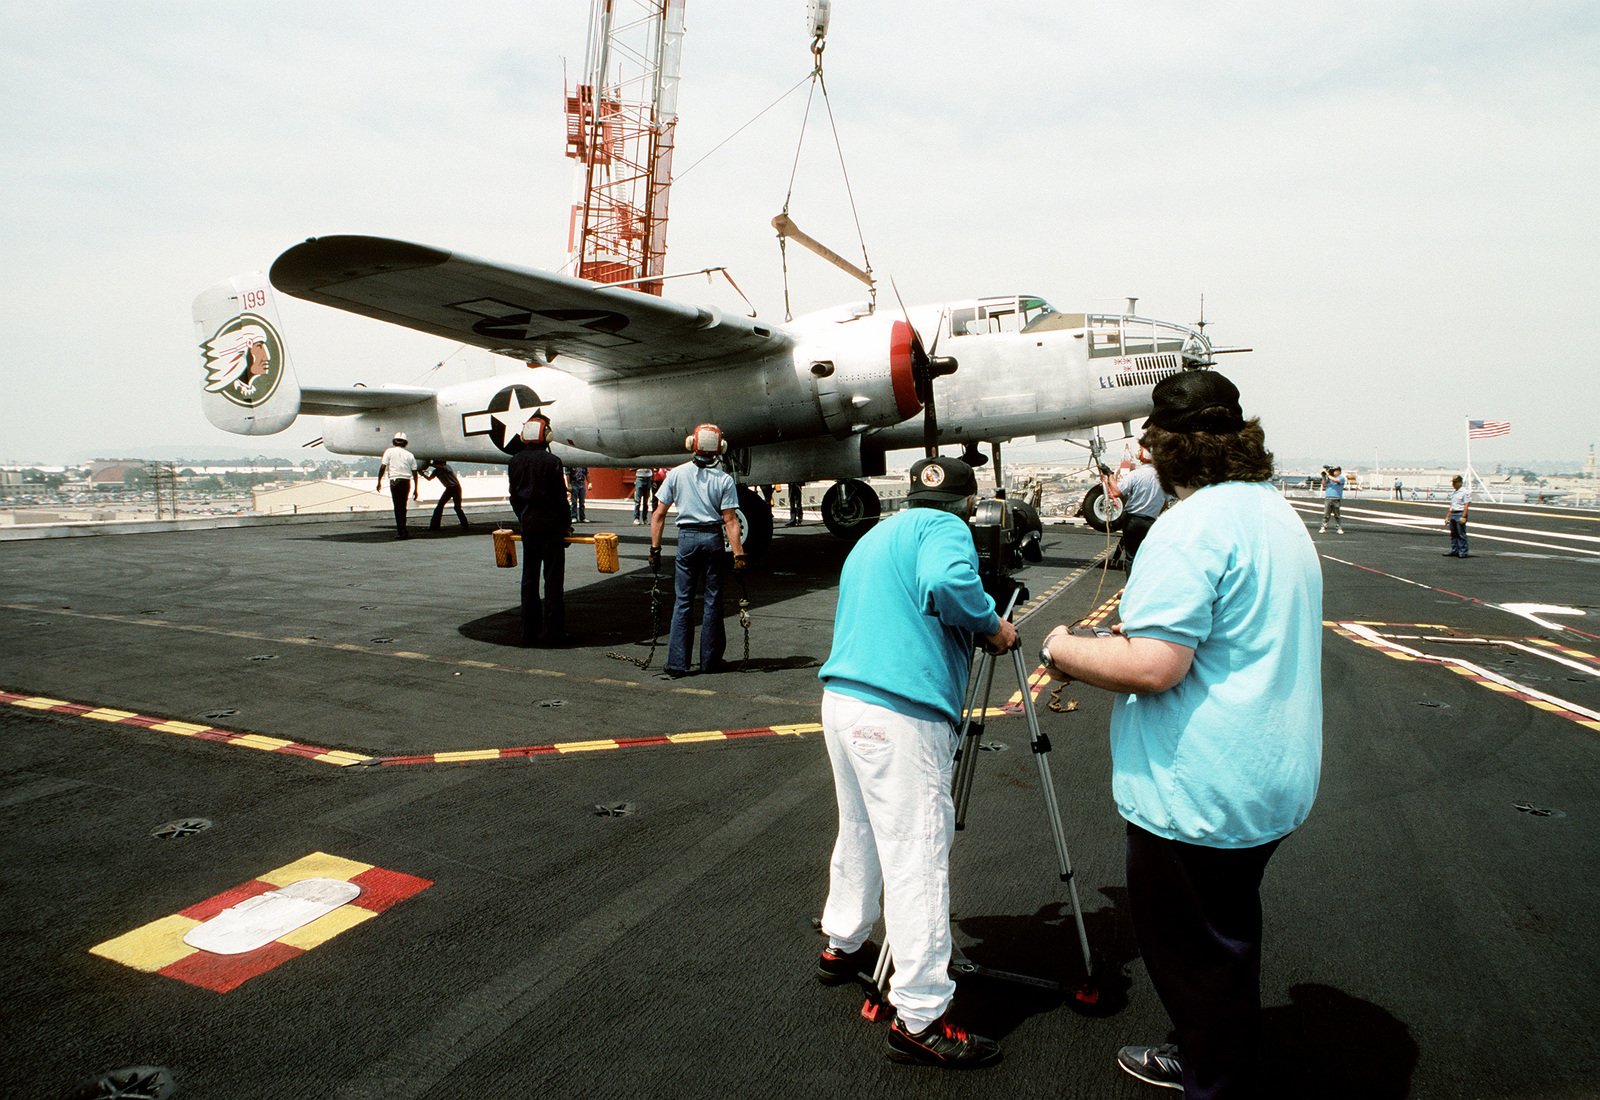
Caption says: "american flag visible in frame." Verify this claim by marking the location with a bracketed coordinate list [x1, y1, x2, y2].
[1467, 419, 1511, 439]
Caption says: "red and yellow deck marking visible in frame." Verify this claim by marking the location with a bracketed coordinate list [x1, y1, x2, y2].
[0, 689, 371, 766]
[1329, 622, 1600, 732]
[89, 852, 431, 993]
[1003, 590, 1124, 712]
[376, 721, 825, 765]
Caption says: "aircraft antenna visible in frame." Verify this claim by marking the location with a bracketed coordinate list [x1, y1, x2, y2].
[565, 0, 686, 295]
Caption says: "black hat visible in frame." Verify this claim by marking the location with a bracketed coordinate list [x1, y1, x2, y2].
[907, 456, 978, 503]
[1144, 371, 1246, 433]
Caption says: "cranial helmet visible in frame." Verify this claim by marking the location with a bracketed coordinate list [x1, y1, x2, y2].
[521, 417, 551, 445]
[393, 433, 408, 444]
[685, 423, 726, 455]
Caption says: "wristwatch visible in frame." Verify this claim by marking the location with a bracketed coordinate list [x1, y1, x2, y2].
[1040, 638, 1060, 672]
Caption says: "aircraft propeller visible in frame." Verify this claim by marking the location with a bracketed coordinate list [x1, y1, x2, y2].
[891, 280, 957, 457]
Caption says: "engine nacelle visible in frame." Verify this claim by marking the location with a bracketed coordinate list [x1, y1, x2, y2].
[800, 317, 923, 438]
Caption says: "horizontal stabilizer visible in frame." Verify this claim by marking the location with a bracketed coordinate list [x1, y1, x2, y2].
[300, 387, 435, 417]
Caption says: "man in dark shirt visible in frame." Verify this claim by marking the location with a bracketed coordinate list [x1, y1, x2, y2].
[507, 416, 571, 646]
[423, 459, 469, 530]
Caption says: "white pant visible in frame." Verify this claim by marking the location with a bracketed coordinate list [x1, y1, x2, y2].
[820, 690, 957, 1031]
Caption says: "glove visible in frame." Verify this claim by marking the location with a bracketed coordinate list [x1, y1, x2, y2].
[649, 547, 661, 573]
[733, 554, 748, 572]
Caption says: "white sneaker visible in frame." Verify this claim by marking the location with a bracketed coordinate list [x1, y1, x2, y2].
[1318, 526, 1326, 533]
[1337, 528, 1345, 534]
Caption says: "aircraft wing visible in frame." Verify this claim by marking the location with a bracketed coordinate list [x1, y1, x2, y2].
[270, 236, 791, 383]
[299, 386, 436, 417]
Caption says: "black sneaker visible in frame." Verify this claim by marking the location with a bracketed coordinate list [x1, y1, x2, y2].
[816, 940, 876, 985]
[886, 1014, 1001, 1068]
[1116, 1043, 1183, 1090]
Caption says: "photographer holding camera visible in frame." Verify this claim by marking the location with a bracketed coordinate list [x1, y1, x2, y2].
[1039, 371, 1323, 1098]
[1319, 464, 1345, 533]
[814, 456, 1017, 1069]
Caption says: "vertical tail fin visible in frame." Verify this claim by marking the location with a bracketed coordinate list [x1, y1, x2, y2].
[192, 273, 303, 435]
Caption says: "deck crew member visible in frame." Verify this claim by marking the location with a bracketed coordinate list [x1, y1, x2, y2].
[815, 456, 1017, 1069]
[1115, 448, 1170, 564]
[376, 433, 419, 539]
[1040, 371, 1323, 1098]
[423, 458, 469, 530]
[508, 416, 571, 646]
[649, 424, 746, 678]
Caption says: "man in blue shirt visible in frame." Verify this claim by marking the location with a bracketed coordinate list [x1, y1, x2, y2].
[1040, 371, 1323, 1099]
[1319, 465, 1345, 533]
[1115, 449, 1171, 564]
[649, 424, 747, 677]
[815, 456, 1018, 1069]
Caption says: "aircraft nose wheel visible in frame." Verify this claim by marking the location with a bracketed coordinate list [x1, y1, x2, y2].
[821, 480, 880, 539]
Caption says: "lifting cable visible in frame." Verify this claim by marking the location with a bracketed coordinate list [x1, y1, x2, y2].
[778, 34, 874, 321]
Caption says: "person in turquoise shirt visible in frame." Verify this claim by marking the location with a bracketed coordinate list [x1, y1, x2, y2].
[1040, 370, 1323, 1099]
[815, 456, 1017, 1069]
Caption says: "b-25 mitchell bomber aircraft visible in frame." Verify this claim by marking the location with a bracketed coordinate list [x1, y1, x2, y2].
[195, 234, 1231, 554]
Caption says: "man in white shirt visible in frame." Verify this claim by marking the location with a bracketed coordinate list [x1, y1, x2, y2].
[376, 433, 419, 540]
[1446, 475, 1471, 557]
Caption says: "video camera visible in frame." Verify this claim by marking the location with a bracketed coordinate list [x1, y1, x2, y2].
[969, 495, 1044, 604]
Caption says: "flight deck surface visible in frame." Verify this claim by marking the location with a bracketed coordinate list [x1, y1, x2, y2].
[2, 495, 1596, 1098]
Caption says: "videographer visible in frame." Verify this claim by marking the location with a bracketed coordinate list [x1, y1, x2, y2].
[1319, 464, 1345, 534]
[813, 456, 1016, 1069]
[1038, 371, 1322, 1099]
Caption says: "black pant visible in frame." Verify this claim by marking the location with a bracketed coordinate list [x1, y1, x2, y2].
[1118, 513, 1156, 562]
[520, 530, 567, 644]
[431, 485, 467, 528]
[389, 479, 411, 536]
[1126, 822, 1284, 1100]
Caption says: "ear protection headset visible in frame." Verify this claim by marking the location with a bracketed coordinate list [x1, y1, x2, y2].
[521, 417, 551, 445]
[685, 423, 726, 455]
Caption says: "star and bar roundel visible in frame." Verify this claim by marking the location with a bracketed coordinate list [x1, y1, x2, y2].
[461, 385, 550, 455]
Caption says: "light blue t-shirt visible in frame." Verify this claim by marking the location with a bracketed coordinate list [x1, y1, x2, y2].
[1323, 474, 1345, 499]
[658, 459, 738, 527]
[1113, 481, 1323, 847]
[819, 507, 1001, 725]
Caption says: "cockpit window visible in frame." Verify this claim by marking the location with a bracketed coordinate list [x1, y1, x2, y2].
[951, 296, 1059, 337]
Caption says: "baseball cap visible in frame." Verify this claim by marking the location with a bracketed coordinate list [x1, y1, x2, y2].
[1143, 370, 1246, 433]
[907, 456, 979, 503]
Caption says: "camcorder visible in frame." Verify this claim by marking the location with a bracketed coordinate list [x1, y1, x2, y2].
[969, 495, 1044, 605]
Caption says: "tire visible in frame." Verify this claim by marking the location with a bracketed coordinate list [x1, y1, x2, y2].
[735, 485, 773, 559]
[821, 479, 881, 540]
[1079, 483, 1125, 532]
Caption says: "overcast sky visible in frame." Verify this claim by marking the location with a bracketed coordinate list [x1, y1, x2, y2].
[3, 1, 1595, 471]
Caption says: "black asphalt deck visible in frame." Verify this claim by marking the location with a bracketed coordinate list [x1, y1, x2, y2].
[2, 495, 1597, 1098]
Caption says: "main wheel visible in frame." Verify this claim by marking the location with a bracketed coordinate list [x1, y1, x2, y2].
[1079, 483, 1125, 532]
[821, 479, 881, 540]
[735, 485, 773, 558]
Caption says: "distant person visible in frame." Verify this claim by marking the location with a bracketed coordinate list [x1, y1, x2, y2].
[1039, 370, 1323, 1098]
[815, 455, 1017, 1069]
[376, 433, 419, 539]
[1446, 475, 1471, 557]
[567, 465, 589, 523]
[508, 417, 571, 646]
[649, 424, 746, 678]
[1319, 465, 1345, 533]
[786, 481, 804, 526]
[633, 467, 652, 526]
[1393, 477, 1404, 500]
[422, 459, 469, 530]
[1115, 448, 1171, 565]
[651, 466, 667, 510]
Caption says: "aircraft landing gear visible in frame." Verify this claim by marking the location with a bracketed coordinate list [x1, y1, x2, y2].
[821, 479, 880, 540]
[1078, 482, 1125, 533]
[735, 485, 773, 558]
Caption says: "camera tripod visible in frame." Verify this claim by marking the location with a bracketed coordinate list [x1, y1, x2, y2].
[862, 582, 1097, 1020]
